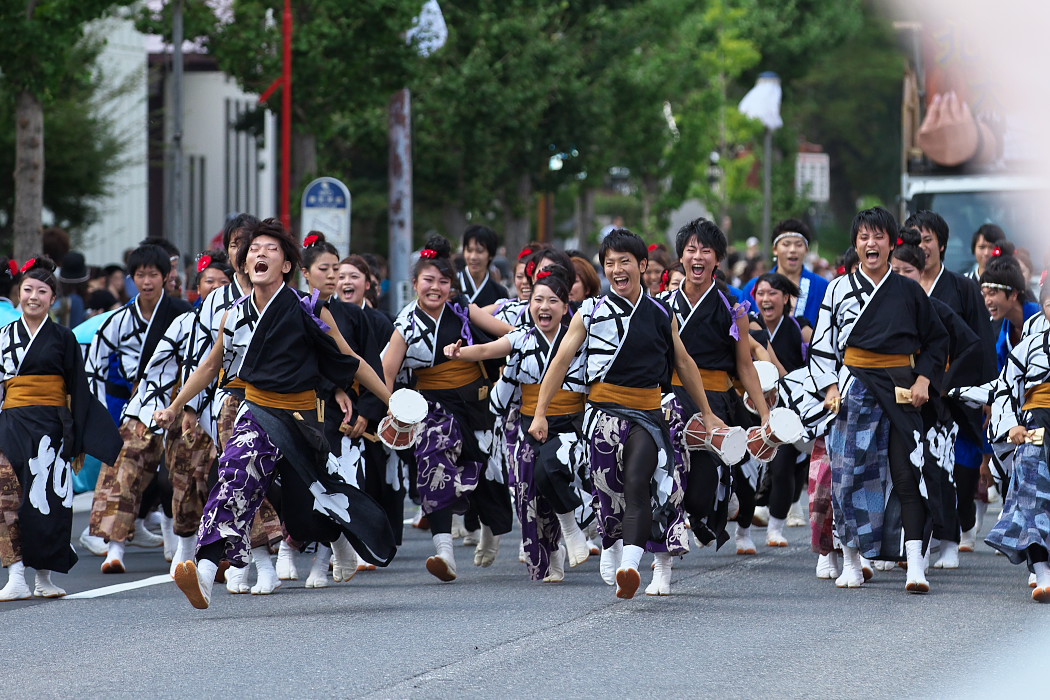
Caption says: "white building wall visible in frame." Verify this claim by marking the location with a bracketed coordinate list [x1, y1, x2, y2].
[167, 72, 276, 255]
[78, 18, 149, 267]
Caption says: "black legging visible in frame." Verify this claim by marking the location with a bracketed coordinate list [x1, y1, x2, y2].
[621, 425, 658, 548]
[954, 465, 980, 533]
[767, 446, 801, 520]
[889, 426, 927, 542]
[732, 464, 756, 529]
[931, 465, 960, 543]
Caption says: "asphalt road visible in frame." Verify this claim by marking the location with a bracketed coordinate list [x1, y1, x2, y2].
[0, 503, 1045, 699]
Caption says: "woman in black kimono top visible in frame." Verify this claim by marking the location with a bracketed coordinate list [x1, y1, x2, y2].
[0, 257, 122, 600]
[811, 207, 949, 593]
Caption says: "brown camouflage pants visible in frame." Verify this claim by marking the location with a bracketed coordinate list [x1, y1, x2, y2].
[89, 420, 164, 543]
[167, 421, 216, 537]
[218, 395, 283, 549]
[0, 451, 23, 566]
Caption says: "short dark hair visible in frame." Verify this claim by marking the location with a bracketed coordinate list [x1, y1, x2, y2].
[850, 207, 898, 246]
[223, 213, 260, 251]
[235, 218, 301, 284]
[675, 218, 727, 261]
[971, 223, 1006, 253]
[139, 236, 180, 261]
[127, 244, 172, 278]
[462, 225, 499, 259]
[980, 255, 1028, 303]
[772, 218, 811, 246]
[903, 210, 949, 253]
[599, 228, 649, 265]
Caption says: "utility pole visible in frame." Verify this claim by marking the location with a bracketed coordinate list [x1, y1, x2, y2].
[171, 0, 185, 255]
[388, 88, 413, 312]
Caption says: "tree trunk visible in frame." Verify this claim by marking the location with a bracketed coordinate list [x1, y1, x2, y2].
[14, 90, 43, 261]
[291, 128, 317, 223]
[442, 204, 467, 243]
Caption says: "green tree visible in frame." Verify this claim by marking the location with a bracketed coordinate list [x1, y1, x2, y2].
[0, 0, 136, 260]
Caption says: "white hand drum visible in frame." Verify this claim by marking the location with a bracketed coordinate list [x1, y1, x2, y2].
[746, 407, 805, 462]
[377, 388, 428, 450]
[683, 413, 747, 465]
[745, 360, 780, 415]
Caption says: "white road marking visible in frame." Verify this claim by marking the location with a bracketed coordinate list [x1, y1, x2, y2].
[63, 574, 171, 599]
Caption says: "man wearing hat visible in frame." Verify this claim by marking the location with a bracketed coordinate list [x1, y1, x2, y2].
[54, 250, 91, 327]
[741, 218, 828, 326]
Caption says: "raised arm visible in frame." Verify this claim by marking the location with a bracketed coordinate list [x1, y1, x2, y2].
[469, 303, 515, 337]
[444, 336, 513, 363]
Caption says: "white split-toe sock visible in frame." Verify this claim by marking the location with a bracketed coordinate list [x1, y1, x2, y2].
[426, 533, 457, 582]
[451, 514, 467, 538]
[474, 525, 500, 567]
[615, 544, 644, 599]
[250, 546, 281, 594]
[130, 518, 164, 548]
[1032, 562, 1050, 602]
[171, 535, 197, 578]
[766, 516, 788, 547]
[174, 558, 216, 609]
[305, 544, 332, 588]
[555, 512, 590, 567]
[904, 540, 930, 593]
[276, 540, 299, 580]
[160, 515, 177, 562]
[225, 551, 251, 594]
[975, 500, 988, 533]
[78, 526, 108, 556]
[835, 545, 864, 588]
[463, 529, 480, 547]
[735, 525, 757, 555]
[600, 540, 622, 586]
[331, 535, 359, 582]
[751, 505, 769, 527]
[786, 500, 807, 527]
[815, 554, 835, 579]
[829, 550, 843, 578]
[543, 543, 566, 583]
[959, 526, 977, 552]
[518, 539, 528, 564]
[33, 569, 66, 598]
[645, 552, 672, 596]
[934, 541, 960, 569]
[101, 540, 126, 574]
[0, 561, 31, 601]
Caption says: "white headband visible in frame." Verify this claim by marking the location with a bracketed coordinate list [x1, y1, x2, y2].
[773, 231, 808, 249]
[981, 282, 1015, 293]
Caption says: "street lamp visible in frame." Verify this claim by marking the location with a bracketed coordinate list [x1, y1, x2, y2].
[738, 71, 782, 260]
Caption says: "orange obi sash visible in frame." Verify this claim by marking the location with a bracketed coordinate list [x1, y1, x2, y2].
[1024, 383, 1050, 411]
[520, 384, 584, 417]
[671, 368, 733, 393]
[244, 383, 316, 411]
[844, 347, 914, 369]
[3, 375, 67, 408]
[589, 382, 662, 411]
[219, 369, 247, 391]
[415, 361, 483, 391]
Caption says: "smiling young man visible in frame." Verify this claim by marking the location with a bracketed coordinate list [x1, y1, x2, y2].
[458, 225, 509, 307]
[154, 217, 395, 609]
[904, 210, 999, 554]
[662, 218, 770, 556]
[742, 218, 828, 326]
[529, 228, 726, 598]
[810, 207, 949, 593]
[85, 244, 193, 573]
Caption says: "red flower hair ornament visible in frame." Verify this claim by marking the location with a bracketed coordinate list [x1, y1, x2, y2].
[20, 258, 37, 274]
[518, 247, 534, 260]
[302, 234, 320, 248]
[6, 260, 17, 277]
[535, 270, 552, 281]
[648, 243, 659, 252]
[419, 249, 438, 260]
[197, 254, 213, 273]
[659, 268, 671, 292]
[525, 260, 537, 278]
[993, 246, 1003, 257]
[896, 237, 904, 246]
[837, 265, 847, 276]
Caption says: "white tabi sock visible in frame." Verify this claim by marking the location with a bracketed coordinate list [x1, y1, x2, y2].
[171, 535, 197, 577]
[225, 553, 251, 594]
[767, 517, 787, 546]
[835, 546, 864, 588]
[276, 540, 299, 580]
[904, 540, 929, 593]
[600, 541, 622, 586]
[645, 552, 672, 596]
[306, 545, 332, 588]
[426, 533, 457, 582]
[474, 525, 500, 567]
[543, 543, 566, 583]
[160, 515, 177, 562]
[251, 546, 280, 595]
[620, 544, 644, 572]
[33, 570, 66, 598]
[555, 511, 590, 567]
[1034, 561, 1050, 589]
[195, 559, 217, 605]
[331, 535, 359, 582]
[106, 539, 125, 562]
[0, 561, 30, 601]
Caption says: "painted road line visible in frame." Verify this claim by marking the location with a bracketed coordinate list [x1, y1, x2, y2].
[64, 574, 171, 600]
